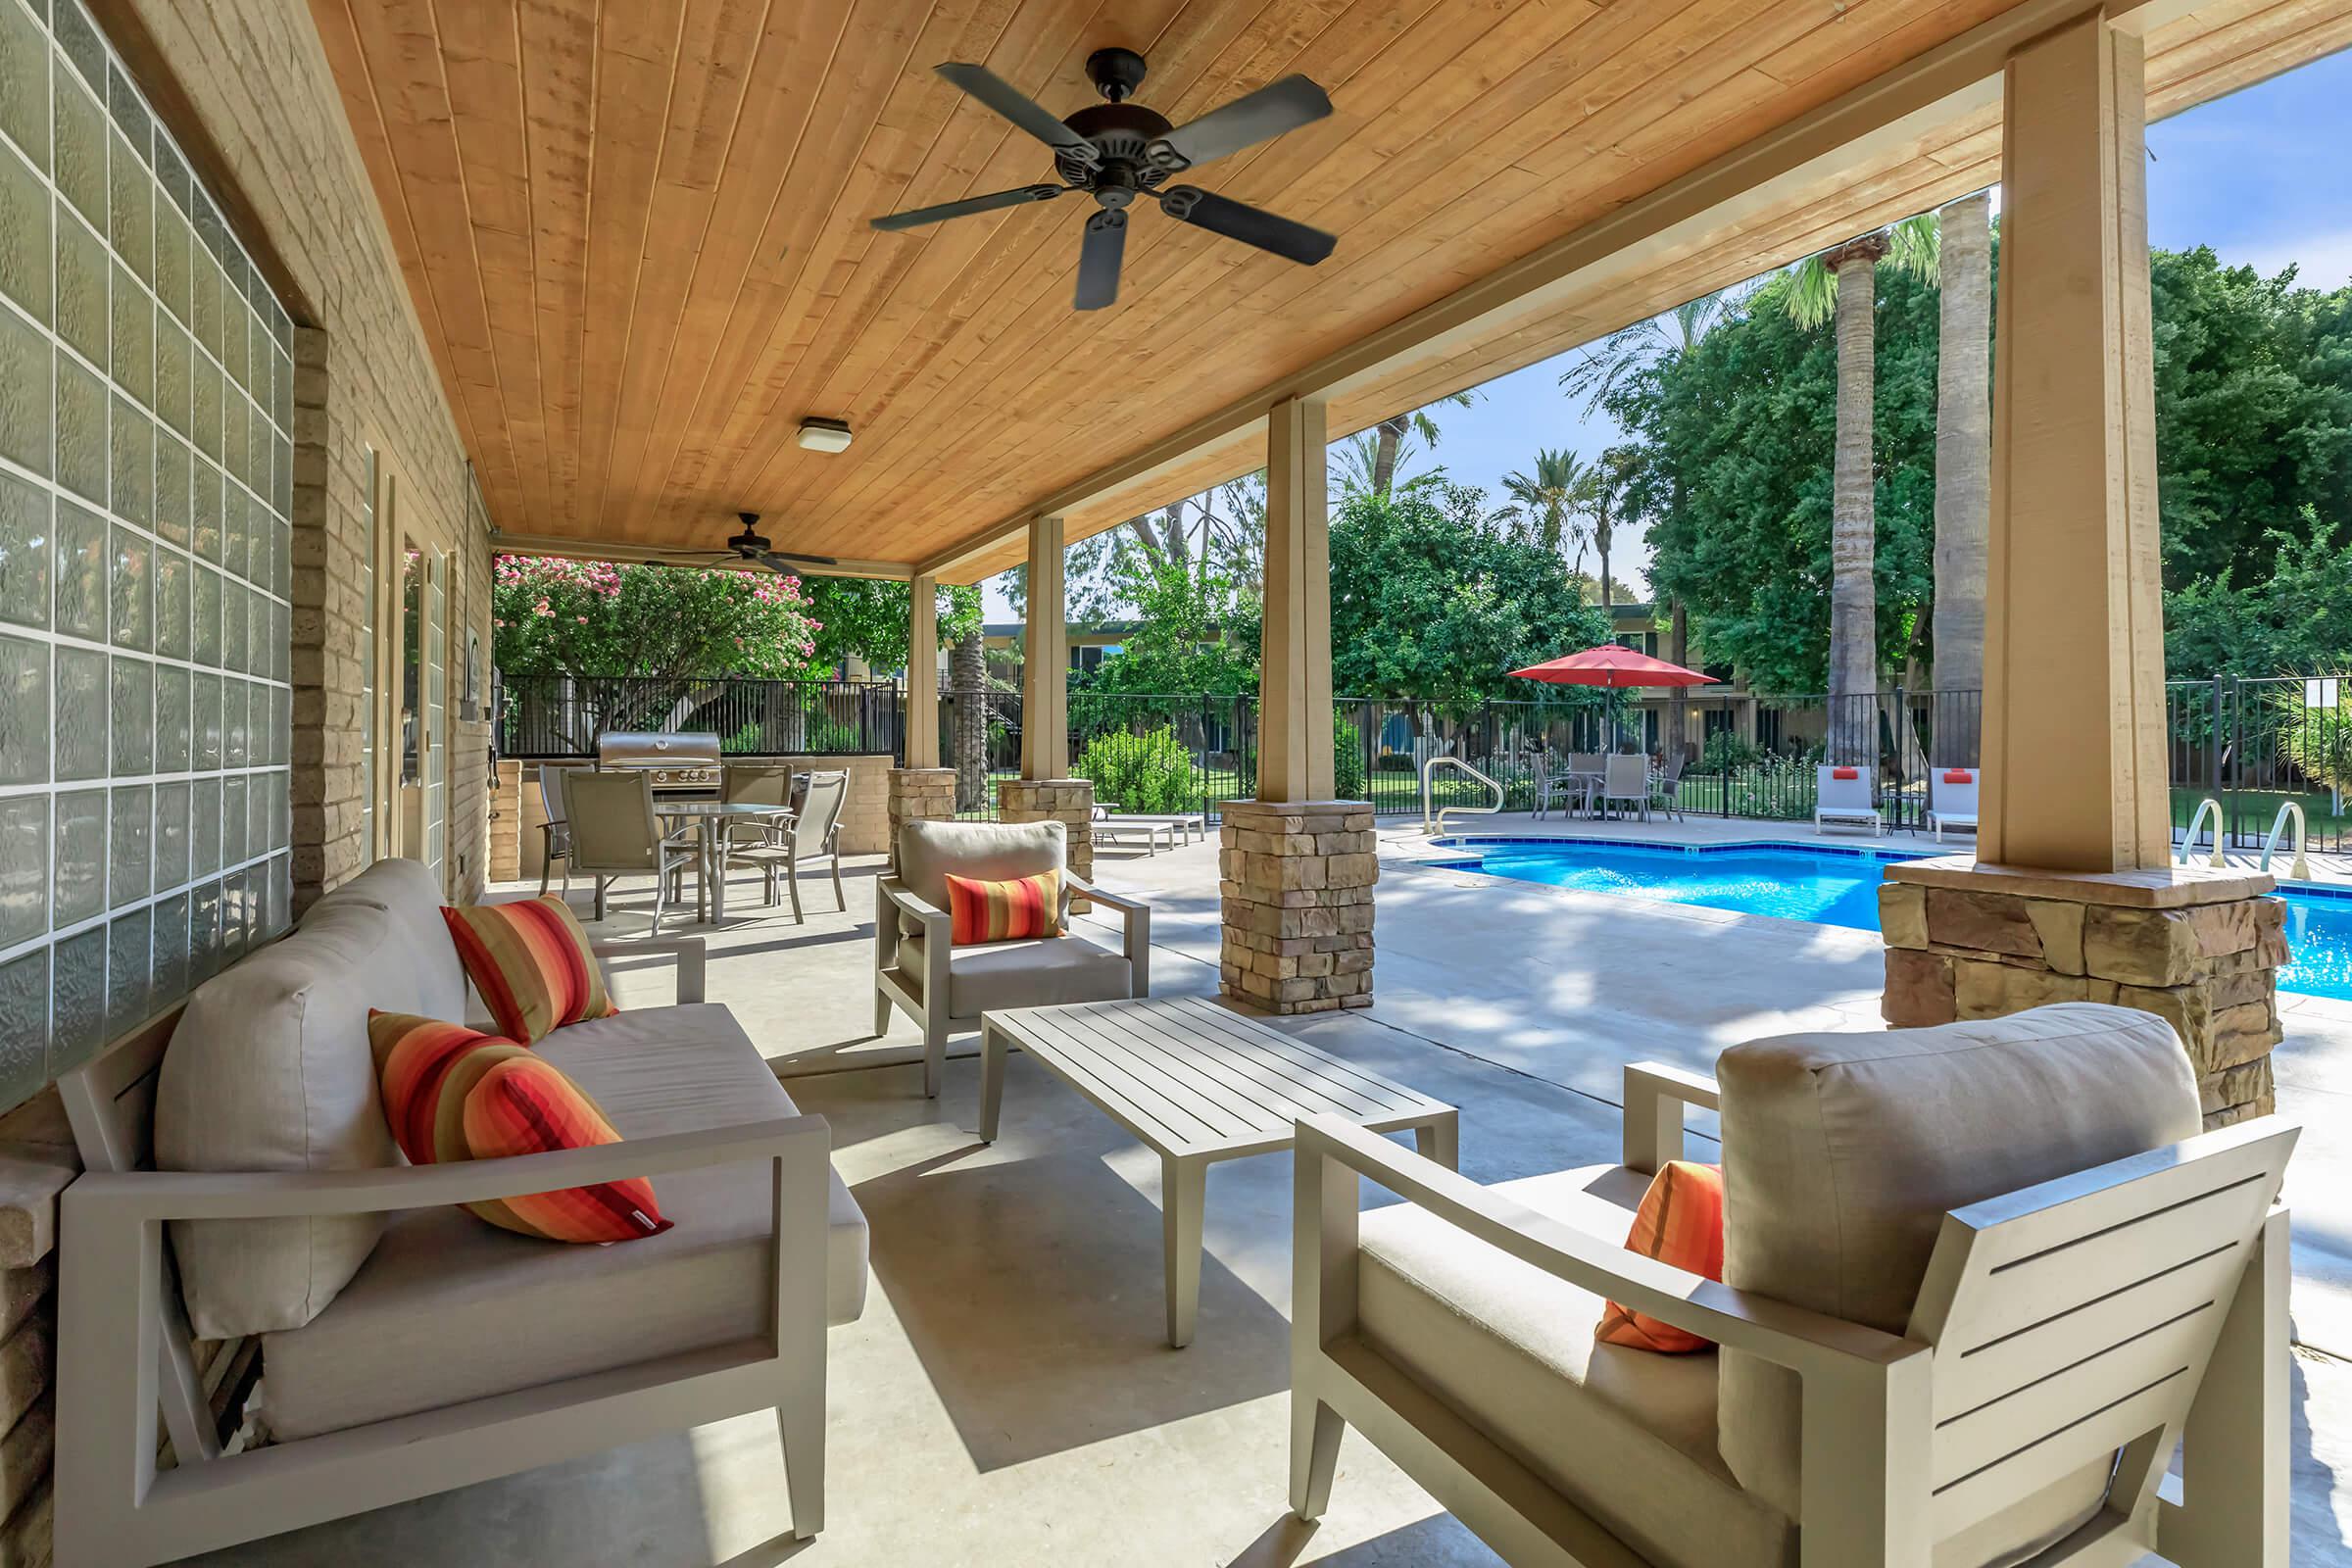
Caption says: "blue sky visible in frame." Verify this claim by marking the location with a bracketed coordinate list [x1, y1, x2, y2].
[988, 44, 2352, 618]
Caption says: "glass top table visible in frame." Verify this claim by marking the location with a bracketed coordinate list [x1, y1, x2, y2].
[652, 801, 794, 923]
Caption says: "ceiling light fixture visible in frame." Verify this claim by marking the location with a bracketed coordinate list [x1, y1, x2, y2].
[798, 416, 853, 454]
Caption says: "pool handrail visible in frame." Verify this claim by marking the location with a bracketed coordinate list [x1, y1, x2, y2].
[2178, 797, 2226, 869]
[1422, 755, 1503, 838]
[2260, 800, 2311, 881]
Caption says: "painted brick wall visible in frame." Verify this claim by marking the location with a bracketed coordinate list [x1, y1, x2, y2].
[100, 0, 490, 910]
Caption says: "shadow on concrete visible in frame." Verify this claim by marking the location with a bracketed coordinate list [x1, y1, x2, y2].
[2294, 1351, 2352, 1565]
[858, 1106, 1290, 1472]
[1225, 1511, 1498, 1566]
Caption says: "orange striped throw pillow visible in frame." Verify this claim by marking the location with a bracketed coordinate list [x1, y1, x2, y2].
[1595, 1161, 1726, 1352]
[455, 1054, 671, 1245]
[368, 1011, 514, 1165]
[441, 896, 617, 1045]
[945, 868, 1062, 945]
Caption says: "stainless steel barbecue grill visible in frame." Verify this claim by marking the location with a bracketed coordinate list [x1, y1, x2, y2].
[595, 731, 722, 795]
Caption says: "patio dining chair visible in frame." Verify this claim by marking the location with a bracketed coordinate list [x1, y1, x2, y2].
[1291, 1004, 2295, 1568]
[535, 764, 572, 896]
[1539, 752, 1605, 820]
[727, 769, 850, 921]
[562, 767, 702, 933]
[1597, 753, 1649, 821]
[1650, 753, 1687, 821]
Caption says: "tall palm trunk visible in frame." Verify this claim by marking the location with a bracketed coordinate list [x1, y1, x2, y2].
[1594, 489, 1614, 607]
[1824, 234, 1887, 764]
[1668, 599, 1691, 760]
[1932, 191, 1991, 766]
[950, 624, 988, 811]
[1369, 415, 1407, 496]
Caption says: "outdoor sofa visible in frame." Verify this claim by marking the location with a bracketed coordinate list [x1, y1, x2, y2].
[1292, 1003, 2293, 1567]
[52, 858, 869, 1567]
[875, 819, 1152, 1097]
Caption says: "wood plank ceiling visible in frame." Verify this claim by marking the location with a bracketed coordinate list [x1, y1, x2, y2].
[311, 0, 2352, 580]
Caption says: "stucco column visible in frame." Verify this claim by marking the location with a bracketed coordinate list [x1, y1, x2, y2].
[886, 573, 954, 871]
[1883, 14, 2279, 1128]
[1221, 394, 1373, 1014]
[1001, 517, 1091, 881]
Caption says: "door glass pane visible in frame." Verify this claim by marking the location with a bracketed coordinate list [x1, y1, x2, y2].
[424, 549, 446, 880]
[399, 539, 419, 785]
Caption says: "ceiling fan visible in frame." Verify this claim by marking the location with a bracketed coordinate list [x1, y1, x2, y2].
[644, 514, 838, 574]
[869, 48, 1338, 310]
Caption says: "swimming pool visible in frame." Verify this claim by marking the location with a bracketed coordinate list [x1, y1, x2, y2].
[1429, 836, 2352, 1002]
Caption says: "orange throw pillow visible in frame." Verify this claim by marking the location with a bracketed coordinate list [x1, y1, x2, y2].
[945, 868, 1062, 945]
[442, 896, 617, 1045]
[1595, 1161, 1726, 1353]
[368, 1011, 515, 1165]
[368, 1011, 669, 1245]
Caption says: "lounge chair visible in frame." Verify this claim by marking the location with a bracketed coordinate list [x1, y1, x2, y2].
[1814, 764, 1882, 836]
[1928, 766, 1979, 842]
[1092, 805, 1180, 855]
[1291, 1003, 2295, 1568]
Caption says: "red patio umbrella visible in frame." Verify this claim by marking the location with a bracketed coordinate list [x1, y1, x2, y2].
[1507, 645, 1718, 689]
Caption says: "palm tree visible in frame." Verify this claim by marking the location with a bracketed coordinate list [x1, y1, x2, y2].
[1555, 288, 1740, 416]
[1369, 389, 1478, 496]
[1932, 191, 1991, 765]
[1336, 431, 1446, 502]
[1499, 448, 1593, 570]
[1778, 215, 1936, 762]
[1584, 446, 1642, 607]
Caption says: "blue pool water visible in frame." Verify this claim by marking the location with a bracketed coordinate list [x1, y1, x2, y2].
[1432, 837, 2352, 1002]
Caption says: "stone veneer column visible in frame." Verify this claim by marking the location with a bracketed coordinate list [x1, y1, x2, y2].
[1881, 859, 2285, 1129]
[886, 767, 956, 872]
[1219, 800, 1375, 1014]
[997, 778, 1094, 883]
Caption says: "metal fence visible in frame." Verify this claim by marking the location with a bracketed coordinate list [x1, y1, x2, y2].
[2168, 675, 2350, 851]
[499, 673, 904, 759]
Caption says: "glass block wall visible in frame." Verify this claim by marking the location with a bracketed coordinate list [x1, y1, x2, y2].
[0, 0, 296, 1109]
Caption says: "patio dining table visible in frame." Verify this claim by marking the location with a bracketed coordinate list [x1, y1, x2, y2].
[653, 800, 795, 924]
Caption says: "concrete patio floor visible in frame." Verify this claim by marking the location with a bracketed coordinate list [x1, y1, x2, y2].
[180, 821, 2352, 1567]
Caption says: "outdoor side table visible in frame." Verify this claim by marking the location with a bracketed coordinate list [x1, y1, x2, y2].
[978, 995, 1459, 1348]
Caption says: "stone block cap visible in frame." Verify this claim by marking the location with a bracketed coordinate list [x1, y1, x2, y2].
[1884, 856, 2277, 907]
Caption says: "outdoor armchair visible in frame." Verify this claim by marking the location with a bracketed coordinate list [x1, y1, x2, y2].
[1291, 1004, 2294, 1567]
[873, 819, 1151, 1097]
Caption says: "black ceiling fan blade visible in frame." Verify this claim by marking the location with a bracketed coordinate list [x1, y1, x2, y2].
[935, 63, 1100, 168]
[1074, 210, 1128, 311]
[1156, 186, 1336, 267]
[756, 550, 840, 572]
[870, 182, 1065, 232]
[1147, 75, 1331, 172]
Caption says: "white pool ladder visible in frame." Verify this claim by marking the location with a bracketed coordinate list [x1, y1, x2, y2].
[1422, 755, 1504, 838]
[2260, 800, 2311, 881]
[2178, 797, 2226, 869]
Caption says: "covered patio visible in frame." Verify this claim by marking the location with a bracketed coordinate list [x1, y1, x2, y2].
[7, 0, 2351, 1564]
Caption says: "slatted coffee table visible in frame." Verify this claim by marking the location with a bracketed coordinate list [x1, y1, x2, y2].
[979, 995, 1458, 1348]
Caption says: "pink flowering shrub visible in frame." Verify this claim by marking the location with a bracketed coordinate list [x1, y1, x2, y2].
[492, 554, 824, 679]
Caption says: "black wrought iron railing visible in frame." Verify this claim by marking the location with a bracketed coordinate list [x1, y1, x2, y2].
[498, 673, 904, 759]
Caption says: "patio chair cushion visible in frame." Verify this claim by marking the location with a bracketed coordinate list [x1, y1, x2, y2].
[442, 895, 617, 1044]
[1356, 1163, 1793, 1568]
[896, 928, 1131, 1020]
[1714, 1002, 2201, 1529]
[157, 893, 412, 1339]
[897, 818, 1068, 936]
[263, 1003, 868, 1441]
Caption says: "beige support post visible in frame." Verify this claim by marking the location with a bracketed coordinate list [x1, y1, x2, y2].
[1981, 11, 2169, 873]
[904, 573, 939, 769]
[1260, 395, 1334, 804]
[1019, 517, 1067, 781]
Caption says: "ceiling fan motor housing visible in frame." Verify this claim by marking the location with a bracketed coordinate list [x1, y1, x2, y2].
[1056, 102, 1175, 194]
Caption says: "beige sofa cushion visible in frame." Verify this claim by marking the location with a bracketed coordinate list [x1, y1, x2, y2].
[302, 857, 467, 1023]
[263, 1003, 870, 1440]
[896, 818, 1067, 936]
[896, 928, 1132, 1019]
[156, 898, 411, 1339]
[1715, 1002, 2200, 1530]
[1357, 1164, 1794, 1568]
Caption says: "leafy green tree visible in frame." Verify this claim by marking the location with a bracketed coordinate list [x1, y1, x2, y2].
[1328, 481, 1611, 704]
[801, 577, 982, 673]
[2164, 513, 2352, 676]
